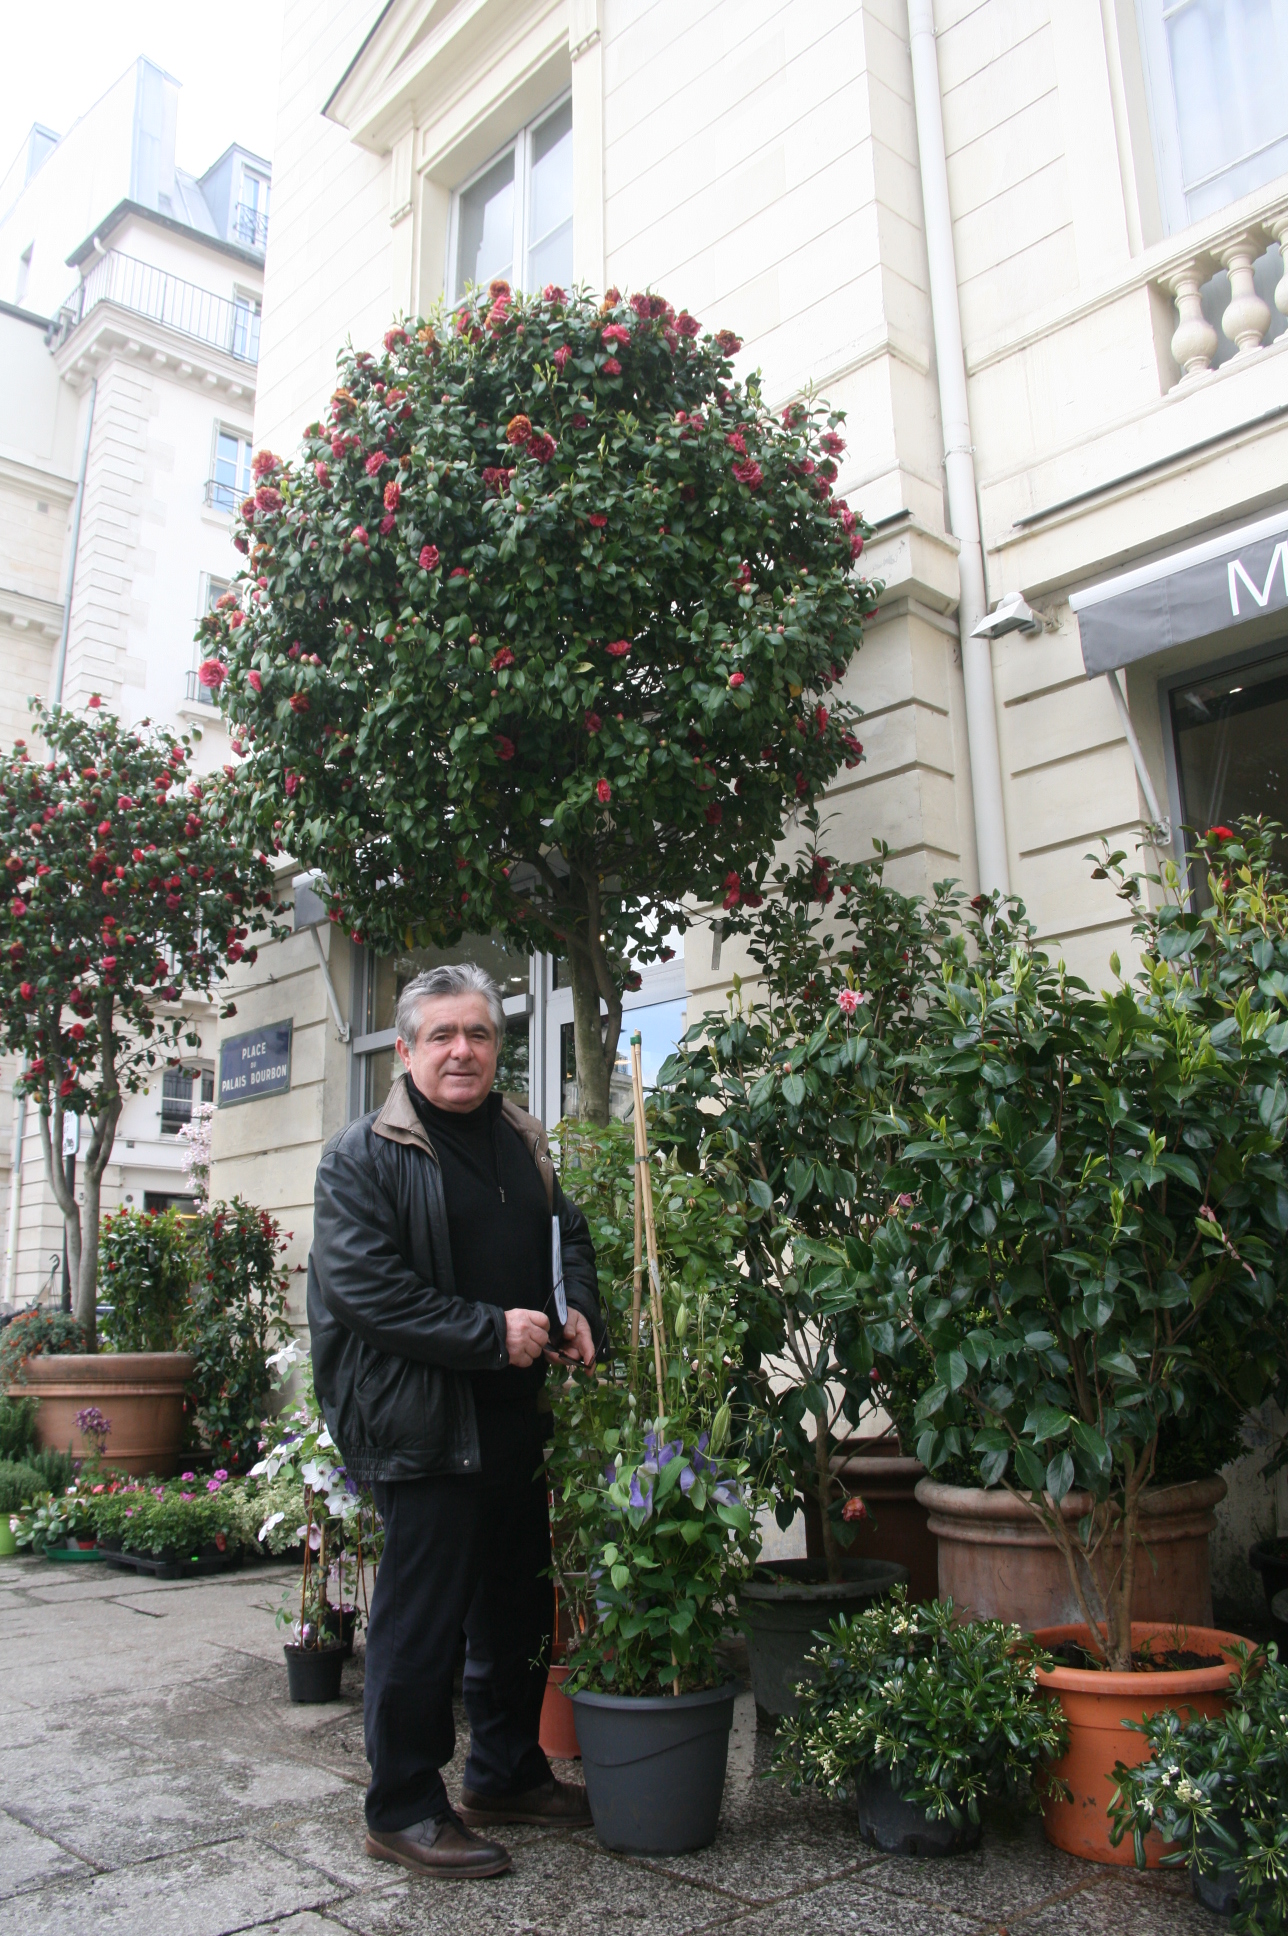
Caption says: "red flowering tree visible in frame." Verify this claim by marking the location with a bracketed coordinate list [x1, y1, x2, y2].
[199, 283, 877, 1121]
[0, 704, 283, 1345]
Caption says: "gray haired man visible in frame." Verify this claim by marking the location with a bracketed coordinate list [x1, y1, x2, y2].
[308, 963, 606, 1878]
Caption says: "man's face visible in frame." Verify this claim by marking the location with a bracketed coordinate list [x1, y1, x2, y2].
[396, 992, 499, 1113]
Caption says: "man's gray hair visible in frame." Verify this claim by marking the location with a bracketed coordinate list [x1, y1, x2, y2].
[395, 963, 506, 1046]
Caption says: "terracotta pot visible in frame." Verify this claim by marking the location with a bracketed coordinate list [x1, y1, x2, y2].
[915, 1477, 1226, 1630]
[11, 1352, 196, 1477]
[803, 1441, 937, 1601]
[1033, 1621, 1246, 1866]
[540, 1663, 581, 1760]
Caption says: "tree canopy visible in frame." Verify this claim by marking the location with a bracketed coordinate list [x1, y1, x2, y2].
[199, 281, 878, 1117]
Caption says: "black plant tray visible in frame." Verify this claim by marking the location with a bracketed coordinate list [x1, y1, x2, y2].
[102, 1547, 244, 1581]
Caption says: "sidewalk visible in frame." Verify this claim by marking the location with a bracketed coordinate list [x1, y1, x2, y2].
[0, 1553, 1217, 1936]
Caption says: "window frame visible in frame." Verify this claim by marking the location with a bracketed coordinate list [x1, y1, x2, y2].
[445, 91, 573, 302]
[208, 424, 252, 515]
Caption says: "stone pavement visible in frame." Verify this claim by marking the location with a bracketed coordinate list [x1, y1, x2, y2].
[0, 1552, 1221, 1936]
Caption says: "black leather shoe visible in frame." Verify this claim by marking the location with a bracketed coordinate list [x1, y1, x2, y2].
[365, 1811, 511, 1878]
[459, 1775, 592, 1828]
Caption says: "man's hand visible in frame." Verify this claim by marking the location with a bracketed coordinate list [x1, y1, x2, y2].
[547, 1308, 597, 1370]
[505, 1308, 550, 1367]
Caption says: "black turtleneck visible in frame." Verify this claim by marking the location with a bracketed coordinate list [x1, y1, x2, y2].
[406, 1080, 552, 1408]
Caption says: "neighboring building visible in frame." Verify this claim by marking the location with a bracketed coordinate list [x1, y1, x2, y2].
[0, 58, 270, 1305]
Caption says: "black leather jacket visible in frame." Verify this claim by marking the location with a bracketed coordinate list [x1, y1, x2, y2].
[307, 1074, 603, 1482]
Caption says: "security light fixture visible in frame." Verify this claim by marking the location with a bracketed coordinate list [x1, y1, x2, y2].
[971, 593, 1043, 639]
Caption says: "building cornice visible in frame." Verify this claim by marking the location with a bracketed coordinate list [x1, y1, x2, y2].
[0, 585, 63, 639]
[65, 201, 267, 274]
[0, 452, 77, 503]
[51, 302, 258, 406]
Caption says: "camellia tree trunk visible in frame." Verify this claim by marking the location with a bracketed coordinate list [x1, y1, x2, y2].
[36, 1016, 123, 1350]
[563, 865, 625, 1125]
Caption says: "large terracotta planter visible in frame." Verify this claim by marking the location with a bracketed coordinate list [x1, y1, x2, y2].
[1033, 1621, 1246, 1866]
[11, 1352, 195, 1476]
[803, 1440, 937, 1601]
[540, 1663, 581, 1759]
[915, 1476, 1226, 1630]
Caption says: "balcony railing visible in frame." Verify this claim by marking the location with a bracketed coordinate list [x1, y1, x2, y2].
[49, 251, 261, 363]
[231, 203, 269, 252]
[204, 477, 242, 514]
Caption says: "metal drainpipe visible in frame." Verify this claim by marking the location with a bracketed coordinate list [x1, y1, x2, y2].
[907, 0, 1010, 896]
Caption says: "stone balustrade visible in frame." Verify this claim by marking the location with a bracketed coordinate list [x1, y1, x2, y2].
[1162, 210, 1288, 381]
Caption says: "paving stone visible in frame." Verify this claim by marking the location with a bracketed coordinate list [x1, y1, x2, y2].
[862, 1807, 1108, 1925]
[1006, 1870, 1218, 1933]
[0, 1837, 342, 1936]
[713, 1872, 980, 1935]
[0, 1809, 91, 1899]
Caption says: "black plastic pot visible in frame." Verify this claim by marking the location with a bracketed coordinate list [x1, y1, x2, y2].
[284, 1642, 345, 1704]
[852, 1773, 982, 1856]
[570, 1683, 736, 1853]
[738, 1558, 908, 1720]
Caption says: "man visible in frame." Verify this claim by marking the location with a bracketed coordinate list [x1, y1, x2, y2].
[308, 962, 605, 1880]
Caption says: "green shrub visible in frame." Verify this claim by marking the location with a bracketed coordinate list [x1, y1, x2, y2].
[29, 1446, 74, 1493]
[99, 1207, 193, 1352]
[0, 1308, 84, 1387]
[0, 1460, 45, 1514]
[0, 1395, 37, 1462]
[182, 1199, 292, 1468]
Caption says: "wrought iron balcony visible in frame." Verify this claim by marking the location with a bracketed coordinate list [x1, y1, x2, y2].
[231, 203, 269, 252]
[49, 251, 261, 363]
[204, 477, 241, 513]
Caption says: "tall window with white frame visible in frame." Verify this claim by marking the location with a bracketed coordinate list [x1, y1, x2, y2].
[208, 428, 252, 513]
[189, 576, 231, 702]
[1137, 0, 1288, 230]
[450, 96, 572, 300]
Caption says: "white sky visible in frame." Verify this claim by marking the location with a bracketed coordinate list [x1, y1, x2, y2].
[1, 2, 287, 179]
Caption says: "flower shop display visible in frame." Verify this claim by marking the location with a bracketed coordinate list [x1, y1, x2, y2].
[182, 1199, 292, 1470]
[774, 1591, 1068, 1857]
[93, 1468, 258, 1578]
[17, 1344, 195, 1478]
[1108, 1641, 1288, 1923]
[554, 1045, 759, 1853]
[201, 288, 877, 1124]
[0, 703, 283, 1343]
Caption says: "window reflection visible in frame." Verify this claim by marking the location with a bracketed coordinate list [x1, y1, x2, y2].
[1171, 645, 1288, 901]
[559, 998, 687, 1122]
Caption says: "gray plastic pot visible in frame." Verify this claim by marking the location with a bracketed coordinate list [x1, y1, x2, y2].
[852, 1773, 982, 1856]
[569, 1682, 736, 1852]
[738, 1557, 908, 1720]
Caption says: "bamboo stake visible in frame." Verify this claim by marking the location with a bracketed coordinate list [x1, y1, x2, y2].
[630, 1104, 644, 1389]
[629, 1034, 666, 1416]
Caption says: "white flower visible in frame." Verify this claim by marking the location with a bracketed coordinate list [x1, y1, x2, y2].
[300, 1459, 335, 1490]
[258, 1510, 286, 1541]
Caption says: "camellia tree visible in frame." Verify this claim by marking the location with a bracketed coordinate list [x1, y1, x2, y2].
[0, 703, 283, 1345]
[198, 281, 877, 1120]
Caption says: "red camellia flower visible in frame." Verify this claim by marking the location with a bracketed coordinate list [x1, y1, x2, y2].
[379, 513, 396, 534]
[715, 329, 742, 355]
[69, 1024, 86, 1042]
[676, 312, 700, 337]
[315, 461, 330, 487]
[553, 346, 571, 369]
[383, 479, 400, 512]
[495, 735, 516, 761]
[795, 772, 808, 797]
[353, 525, 370, 546]
[364, 452, 387, 476]
[383, 326, 409, 351]
[1207, 825, 1234, 841]
[606, 639, 631, 657]
[88, 694, 102, 709]
[100, 956, 116, 973]
[588, 513, 608, 529]
[506, 415, 533, 446]
[491, 647, 515, 670]
[255, 484, 283, 512]
[585, 711, 602, 733]
[842, 733, 864, 768]
[247, 669, 263, 693]
[850, 532, 864, 561]
[596, 779, 612, 804]
[543, 283, 566, 302]
[821, 431, 845, 456]
[59, 1077, 75, 1098]
[18, 982, 33, 1002]
[165, 892, 182, 910]
[723, 870, 741, 910]
[227, 610, 245, 629]
[419, 545, 440, 570]
[705, 803, 723, 824]
[726, 431, 747, 456]
[11, 899, 25, 917]
[815, 704, 829, 732]
[572, 413, 588, 428]
[601, 357, 622, 376]
[252, 449, 279, 479]
[732, 458, 764, 490]
[526, 431, 556, 464]
[450, 566, 468, 579]
[289, 693, 310, 713]
[199, 658, 228, 690]
[841, 1494, 868, 1524]
[284, 770, 299, 796]
[602, 323, 631, 348]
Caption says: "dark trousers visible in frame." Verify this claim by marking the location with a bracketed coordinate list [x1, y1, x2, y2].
[364, 1405, 554, 1831]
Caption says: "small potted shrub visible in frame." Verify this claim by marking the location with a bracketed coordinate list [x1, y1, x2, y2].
[854, 828, 1288, 1861]
[0, 1460, 46, 1554]
[1109, 1643, 1288, 1922]
[774, 1590, 1068, 1855]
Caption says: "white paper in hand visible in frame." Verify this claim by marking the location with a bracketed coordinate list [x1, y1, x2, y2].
[551, 1218, 568, 1326]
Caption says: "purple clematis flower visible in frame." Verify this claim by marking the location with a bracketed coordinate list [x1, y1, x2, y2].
[679, 1464, 696, 1495]
[628, 1470, 653, 1515]
[712, 1480, 742, 1509]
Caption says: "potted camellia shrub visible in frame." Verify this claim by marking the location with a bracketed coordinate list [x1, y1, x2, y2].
[855, 827, 1288, 1863]
[657, 836, 949, 1713]
[773, 1590, 1068, 1856]
[1108, 1642, 1288, 1919]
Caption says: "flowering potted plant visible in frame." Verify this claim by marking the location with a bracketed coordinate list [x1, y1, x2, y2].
[774, 1590, 1068, 1856]
[854, 827, 1288, 1861]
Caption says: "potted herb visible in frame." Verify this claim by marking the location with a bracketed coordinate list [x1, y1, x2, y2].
[855, 829, 1288, 1860]
[1108, 1642, 1287, 1920]
[658, 839, 946, 1710]
[774, 1590, 1068, 1855]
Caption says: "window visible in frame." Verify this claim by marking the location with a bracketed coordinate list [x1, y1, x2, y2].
[233, 169, 269, 249]
[1168, 641, 1288, 898]
[1137, 0, 1288, 230]
[230, 291, 261, 362]
[188, 577, 231, 700]
[449, 96, 572, 301]
[208, 429, 251, 513]
[15, 242, 32, 307]
[161, 1067, 212, 1136]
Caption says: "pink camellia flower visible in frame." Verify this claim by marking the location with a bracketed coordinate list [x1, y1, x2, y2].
[606, 639, 631, 658]
[836, 987, 863, 1016]
[726, 431, 747, 456]
[526, 431, 556, 464]
[841, 1494, 867, 1524]
[715, 329, 742, 355]
[198, 658, 228, 691]
[450, 566, 469, 579]
[379, 513, 396, 535]
[364, 451, 387, 476]
[543, 284, 566, 303]
[588, 513, 608, 529]
[601, 357, 622, 376]
[352, 525, 369, 546]
[728, 672, 745, 688]
[676, 312, 700, 337]
[732, 458, 764, 490]
[596, 779, 612, 804]
[227, 610, 245, 629]
[383, 326, 409, 351]
[602, 323, 631, 347]
[495, 735, 516, 761]
[383, 479, 400, 512]
[820, 431, 845, 456]
[153, 1486, 165, 1499]
[491, 647, 515, 671]
[553, 345, 571, 369]
[255, 484, 283, 512]
[252, 449, 279, 479]
[585, 711, 602, 734]
[247, 669, 263, 693]
[284, 770, 299, 796]
[850, 532, 864, 561]
[419, 545, 439, 570]
[314, 461, 330, 487]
